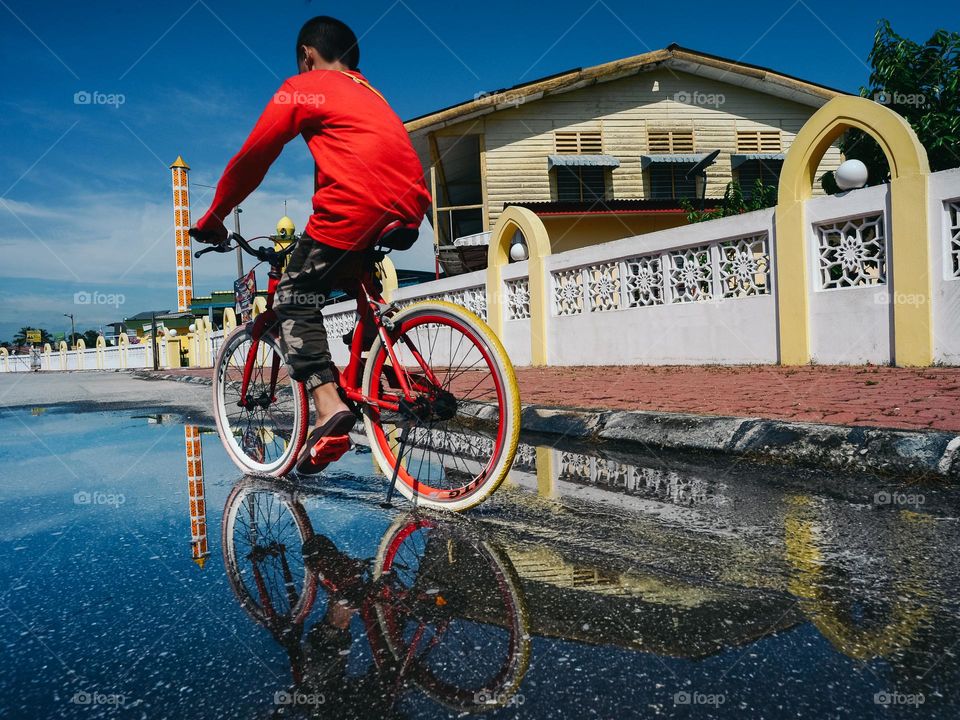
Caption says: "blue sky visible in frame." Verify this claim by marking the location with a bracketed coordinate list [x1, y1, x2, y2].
[0, 0, 950, 341]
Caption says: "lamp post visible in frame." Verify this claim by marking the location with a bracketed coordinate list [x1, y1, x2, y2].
[63, 313, 76, 349]
[233, 207, 244, 277]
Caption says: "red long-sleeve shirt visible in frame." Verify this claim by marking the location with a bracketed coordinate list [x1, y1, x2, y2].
[198, 69, 430, 250]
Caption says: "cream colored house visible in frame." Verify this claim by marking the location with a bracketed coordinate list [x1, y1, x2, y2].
[406, 44, 845, 273]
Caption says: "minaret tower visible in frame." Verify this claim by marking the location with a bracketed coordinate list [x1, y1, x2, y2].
[170, 156, 193, 312]
[184, 424, 209, 569]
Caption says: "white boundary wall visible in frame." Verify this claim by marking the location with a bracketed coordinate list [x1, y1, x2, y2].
[301, 167, 960, 369]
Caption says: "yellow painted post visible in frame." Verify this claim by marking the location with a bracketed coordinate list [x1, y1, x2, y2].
[486, 206, 552, 366]
[76, 339, 86, 370]
[251, 297, 267, 318]
[58, 341, 68, 370]
[222, 308, 237, 334]
[379, 255, 399, 302]
[42, 343, 51, 370]
[776, 96, 931, 366]
[96, 336, 106, 369]
[166, 338, 181, 368]
[0, 347, 7, 372]
[535, 446, 557, 499]
[117, 333, 128, 369]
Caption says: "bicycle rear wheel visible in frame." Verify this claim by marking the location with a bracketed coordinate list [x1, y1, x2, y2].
[360, 300, 520, 512]
[213, 325, 308, 476]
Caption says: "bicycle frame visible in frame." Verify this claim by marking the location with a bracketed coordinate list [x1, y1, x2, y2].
[236, 255, 442, 415]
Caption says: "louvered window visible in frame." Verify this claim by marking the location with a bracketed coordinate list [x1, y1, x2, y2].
[647, 130, 695, 154]
[556, 167, 606, 202]
[555, 130, 603, 154]
[736, 130, 782, 153]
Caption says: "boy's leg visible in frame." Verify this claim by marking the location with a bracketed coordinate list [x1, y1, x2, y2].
[274, 239, 360, 429]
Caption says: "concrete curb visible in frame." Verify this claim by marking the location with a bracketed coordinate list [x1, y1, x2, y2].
[525, 405, 960, 480]
[130, 370, 960, 480]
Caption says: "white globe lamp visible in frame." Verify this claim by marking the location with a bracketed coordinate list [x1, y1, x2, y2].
[835, 159, 869, 191]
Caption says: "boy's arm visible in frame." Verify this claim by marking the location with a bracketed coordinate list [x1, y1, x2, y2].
[193, 81, 307, 242]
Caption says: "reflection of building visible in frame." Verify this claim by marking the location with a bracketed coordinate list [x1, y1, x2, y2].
[406, 45, 844, 274]
[185, 425, 209, 569]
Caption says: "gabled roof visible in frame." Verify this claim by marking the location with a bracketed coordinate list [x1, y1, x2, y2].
[405, 44, 847, 136]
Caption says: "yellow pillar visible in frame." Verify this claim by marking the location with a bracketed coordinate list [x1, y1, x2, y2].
[95, 335, 106, 369]
[379, 255, 399, 301]
[222, 307, 237, 334]
[0, 347, 7, 372]
[487, 206, 552, 366]
[776, 96, 931, 366]
[535, 446, 557, 499]
[76, 338, 86, 370]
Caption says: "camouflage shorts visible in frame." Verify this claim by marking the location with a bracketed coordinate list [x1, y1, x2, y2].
[274, 239, 363, 391]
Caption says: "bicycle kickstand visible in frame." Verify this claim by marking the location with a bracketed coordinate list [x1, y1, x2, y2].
[381, 422, 412, 509]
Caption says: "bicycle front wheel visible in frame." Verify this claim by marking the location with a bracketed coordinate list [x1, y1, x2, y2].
[361, 300, 521, 512]
[213, 325, 308, 477]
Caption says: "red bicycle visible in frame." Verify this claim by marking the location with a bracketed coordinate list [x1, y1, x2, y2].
[194, 225, 520, 512]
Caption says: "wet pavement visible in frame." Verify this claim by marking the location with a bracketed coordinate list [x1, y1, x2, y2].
[1, 402, 959, 718]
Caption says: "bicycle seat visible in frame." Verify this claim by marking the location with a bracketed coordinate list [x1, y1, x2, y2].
[376, 220, 419, 251]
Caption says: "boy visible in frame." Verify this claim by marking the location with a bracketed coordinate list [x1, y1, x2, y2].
[191, 16, 431, 456]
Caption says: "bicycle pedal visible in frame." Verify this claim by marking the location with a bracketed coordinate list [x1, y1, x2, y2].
[309, 435, 351, 463]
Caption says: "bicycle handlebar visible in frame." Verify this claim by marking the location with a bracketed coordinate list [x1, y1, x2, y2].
[191, 230, 297, 264]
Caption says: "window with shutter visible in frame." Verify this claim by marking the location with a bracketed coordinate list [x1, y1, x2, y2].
[554, 130, 603, 154]
[736, 130, 782, 153]
[647, 130, 695, 154]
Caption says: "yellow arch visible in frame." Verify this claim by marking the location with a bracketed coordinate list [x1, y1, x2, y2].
[42, 342, 52, 370]
[0, 347, 7, 372]
[222, 307, 237, 334]
[776, 95, 931, 365]
[58, 341, 68, 370]
[487, 206, 552, 366]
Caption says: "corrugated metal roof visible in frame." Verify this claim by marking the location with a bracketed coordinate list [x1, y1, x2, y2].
[547, 154, 621, 170]
[640, 154, 706, 169]
[731, 153, 786, 169]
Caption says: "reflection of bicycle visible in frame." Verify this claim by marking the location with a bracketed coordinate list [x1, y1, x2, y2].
[221, 478, 530, 713]
[194, 226, 520, 512]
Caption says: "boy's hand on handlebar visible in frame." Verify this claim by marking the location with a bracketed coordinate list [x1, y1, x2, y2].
[189, 213, 228, 245]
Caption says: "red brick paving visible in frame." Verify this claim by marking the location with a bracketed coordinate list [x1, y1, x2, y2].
[153, 365, 960, 433]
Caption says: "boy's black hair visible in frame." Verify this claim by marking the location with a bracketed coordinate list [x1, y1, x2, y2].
[296, 16, 360, 71]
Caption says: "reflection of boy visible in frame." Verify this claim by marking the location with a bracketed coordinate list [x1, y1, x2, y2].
[298, 534, 400, 718]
